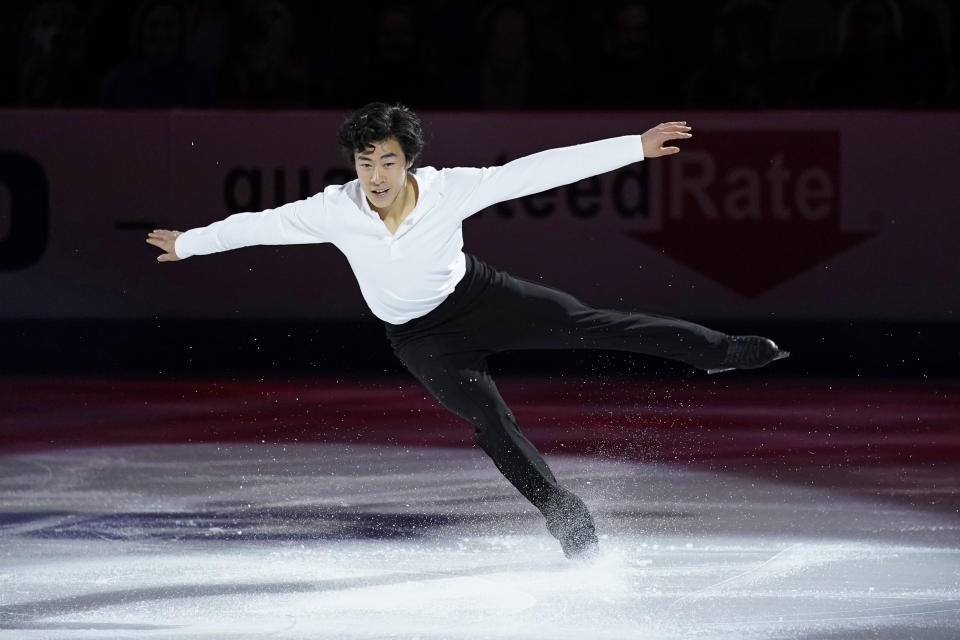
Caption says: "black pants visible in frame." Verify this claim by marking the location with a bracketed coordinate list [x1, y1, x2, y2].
[385, 254, 729, 516]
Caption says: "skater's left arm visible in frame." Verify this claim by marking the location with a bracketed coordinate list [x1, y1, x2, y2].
[452, 122, 692, 219]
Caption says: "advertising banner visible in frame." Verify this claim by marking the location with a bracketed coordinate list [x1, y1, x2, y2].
[0, 109, 955, 320]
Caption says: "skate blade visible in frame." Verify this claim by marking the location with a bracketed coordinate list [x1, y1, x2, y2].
[706, 366, 734, 375]
[706, 350, 791, 375]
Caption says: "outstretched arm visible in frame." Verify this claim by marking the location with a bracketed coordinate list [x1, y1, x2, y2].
[144, 192, 329, 263]
[455, 122, 692, 218]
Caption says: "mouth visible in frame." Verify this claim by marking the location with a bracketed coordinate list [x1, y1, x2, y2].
[371, 188, 389, 199]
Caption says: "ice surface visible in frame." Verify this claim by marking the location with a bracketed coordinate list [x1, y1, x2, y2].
[1, 443, 959, 639]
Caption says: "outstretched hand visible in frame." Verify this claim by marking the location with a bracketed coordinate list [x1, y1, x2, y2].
[641, 121, 693, 158]
[146, 229, 182, 262]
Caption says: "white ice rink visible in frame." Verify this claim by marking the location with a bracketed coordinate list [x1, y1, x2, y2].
[2, 443, 959, 639]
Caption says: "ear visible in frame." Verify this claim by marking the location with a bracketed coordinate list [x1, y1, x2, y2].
[406, 155, 415, 170]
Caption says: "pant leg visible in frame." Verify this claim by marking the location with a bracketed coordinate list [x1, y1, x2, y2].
[472, 270, 729, 370]
[393, 342, 563, 513]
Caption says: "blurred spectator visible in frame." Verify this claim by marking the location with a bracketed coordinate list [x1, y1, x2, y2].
[416, 0, 482, 107]
[2, 0, 959, 110]
[685, 0, 774, 108]
[768, 0, 836, 107]
[466, 1, 567, 108]
[577, 1, 669, 108]
[183, 0, 229, 75]
[218, 0, 313, 107]
[341, 2, 440, 107]
[523, 0, 575, 65]
[17, 1, 93, 106]
[101, 0, 212, 107]
[898, 0, 953, 104]
[820, 0, 952, 107]
[821, 0, 911, 106]
[298, 4, 360, 107]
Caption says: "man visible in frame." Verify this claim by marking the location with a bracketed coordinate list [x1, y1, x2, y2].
[147, 102, 788, 559]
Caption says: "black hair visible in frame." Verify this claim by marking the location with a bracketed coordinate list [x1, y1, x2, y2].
[336, 102, 425, 170]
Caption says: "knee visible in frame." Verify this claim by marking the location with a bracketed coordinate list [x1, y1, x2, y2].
[469, 408, 517, 449]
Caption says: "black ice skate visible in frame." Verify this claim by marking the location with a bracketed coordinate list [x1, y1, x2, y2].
[707, 335, 790, 374]
[543, 490, 599, 560]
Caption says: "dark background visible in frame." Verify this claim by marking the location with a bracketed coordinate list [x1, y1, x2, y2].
[2, 0, 957, 110]
[1, 0, 957, 380]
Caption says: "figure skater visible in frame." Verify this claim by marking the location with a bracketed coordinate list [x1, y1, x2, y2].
[146, 102, 788, 558]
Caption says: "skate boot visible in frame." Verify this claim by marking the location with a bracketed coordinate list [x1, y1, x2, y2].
[543, 489, 599, 560]
[707, 335, 790, 374]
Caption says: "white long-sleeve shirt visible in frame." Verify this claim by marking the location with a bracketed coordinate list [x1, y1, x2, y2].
[175, 135, 646, 324]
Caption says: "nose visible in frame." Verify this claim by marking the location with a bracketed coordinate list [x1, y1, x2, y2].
[371, 167, 383, 183]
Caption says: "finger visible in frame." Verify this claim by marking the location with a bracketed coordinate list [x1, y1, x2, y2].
[662, 146, 681, 154]
[146, 239, 172, 250]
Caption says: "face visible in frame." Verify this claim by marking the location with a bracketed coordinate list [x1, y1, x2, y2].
[354, 137, 413, 210]
[141, 3, 182, 65]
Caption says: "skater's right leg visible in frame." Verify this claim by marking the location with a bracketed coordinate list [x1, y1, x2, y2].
[394, 346, 598, 558]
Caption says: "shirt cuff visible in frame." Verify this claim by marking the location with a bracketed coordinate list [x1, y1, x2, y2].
[633, 134, 646, 162]
[173, 233, 192, 260]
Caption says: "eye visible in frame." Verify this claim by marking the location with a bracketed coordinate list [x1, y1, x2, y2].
[384, 162, 395, 167]
[360, 163, 372, 168]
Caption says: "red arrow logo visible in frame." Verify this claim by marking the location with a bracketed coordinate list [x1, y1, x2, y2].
[629, 132, 874, 297]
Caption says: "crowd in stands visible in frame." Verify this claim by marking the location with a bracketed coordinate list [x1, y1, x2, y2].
[1, 0, 957, 109]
